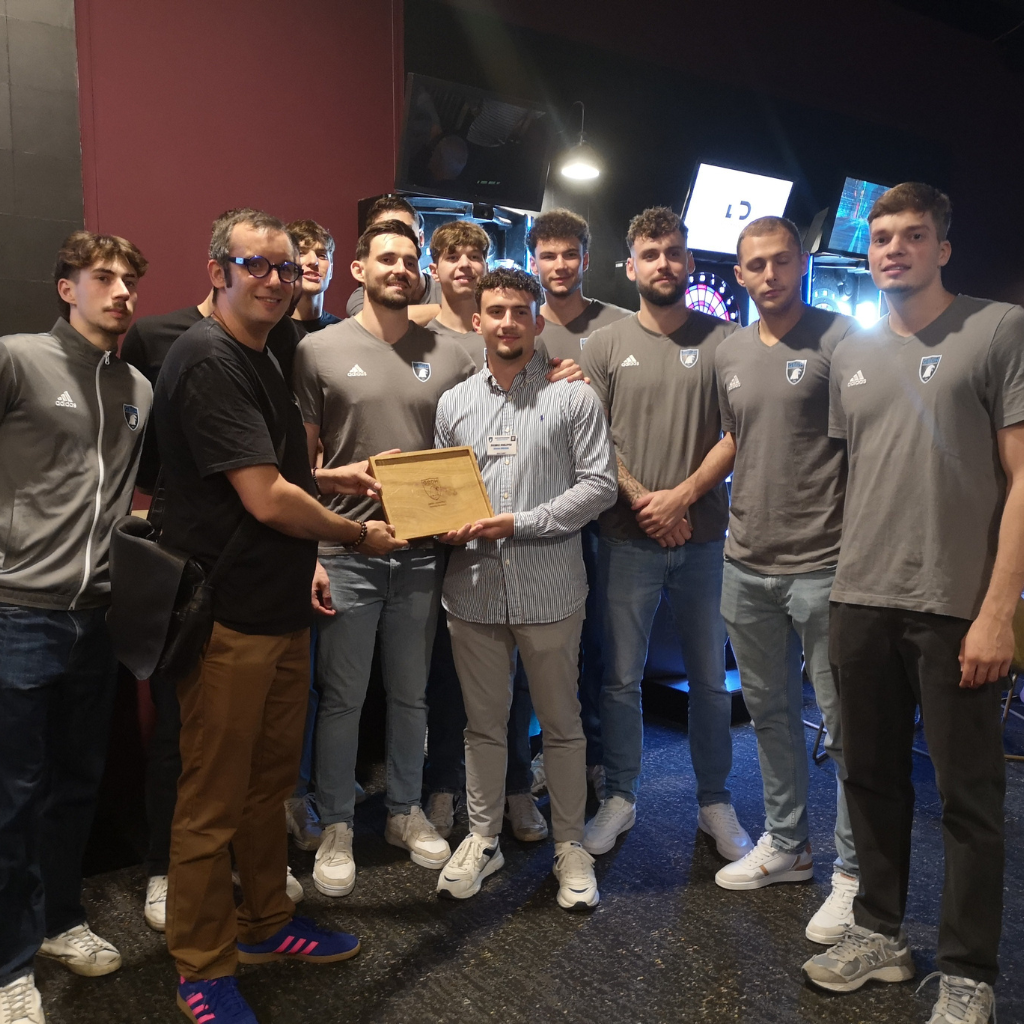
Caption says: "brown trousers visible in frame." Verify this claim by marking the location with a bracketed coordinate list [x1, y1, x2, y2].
[166, 622, 309, 979]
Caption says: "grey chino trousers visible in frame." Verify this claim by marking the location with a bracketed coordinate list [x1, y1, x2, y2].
[448, 610, 586, 843]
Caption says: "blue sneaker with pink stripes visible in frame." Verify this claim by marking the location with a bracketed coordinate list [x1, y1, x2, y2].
[176, 976, 258, 1023]
[236, 915, 360, 964]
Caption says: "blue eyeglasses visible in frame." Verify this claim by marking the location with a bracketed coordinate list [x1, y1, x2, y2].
[224, 255, 302, 284]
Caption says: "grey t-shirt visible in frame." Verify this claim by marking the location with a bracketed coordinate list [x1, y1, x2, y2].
[293, 317, 476, 549]
[345, 275, 442, 317]
[716, 306, 859, 574]
[426, 316, 550, 373]
[580, 310, 737, 543]
[829, 294, 1024, 619]
[540, 298, 634, 362]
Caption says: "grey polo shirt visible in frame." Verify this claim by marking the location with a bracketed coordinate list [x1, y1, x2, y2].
[829, 294, 1024, 619]
[540, 298, 634, 362]
[292, 317, 476, 551]
[716, 306, 859, 574]
[580, 310, 737, 543]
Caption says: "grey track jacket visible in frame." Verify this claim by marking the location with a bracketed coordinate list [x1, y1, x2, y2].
[0, 318, 153, 610]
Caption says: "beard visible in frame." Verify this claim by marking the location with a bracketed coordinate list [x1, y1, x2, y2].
[366, 278, 410, 310]
[637, 276, 686, 307]
[494, 341, 524, 361]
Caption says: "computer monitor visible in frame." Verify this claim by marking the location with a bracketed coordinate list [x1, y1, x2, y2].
[825, 176, 889, 256]
[683, 163, 794, 256]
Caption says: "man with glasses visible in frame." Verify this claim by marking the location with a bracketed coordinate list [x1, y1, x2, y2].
[287, 219, 342, 337]
[155, 209, 402, 1024]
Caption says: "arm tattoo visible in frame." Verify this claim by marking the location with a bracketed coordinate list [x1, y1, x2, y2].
[616, 452, 648, 504]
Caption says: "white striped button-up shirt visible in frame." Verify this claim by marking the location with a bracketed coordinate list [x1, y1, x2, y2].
[435, 349, 616, 625]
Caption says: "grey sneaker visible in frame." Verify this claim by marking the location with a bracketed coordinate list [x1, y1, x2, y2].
[803, 925, 914, 992]
[425, 792, 457, 840]
[285, 794, 324, 851]
[504, 793, 549, 842]
[0, 973, 44, 1024]
[530, 753, 547, 796]
[919, 972, 996, 1023]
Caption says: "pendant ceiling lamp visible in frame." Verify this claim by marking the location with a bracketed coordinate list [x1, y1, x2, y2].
[558, 101, 601, 182]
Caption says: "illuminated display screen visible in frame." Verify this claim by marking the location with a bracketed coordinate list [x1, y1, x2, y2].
[683, 164, 794, 255]
[827, 177, 888, 255]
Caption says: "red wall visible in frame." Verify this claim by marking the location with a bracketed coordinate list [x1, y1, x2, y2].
[75, 0, 404, 319]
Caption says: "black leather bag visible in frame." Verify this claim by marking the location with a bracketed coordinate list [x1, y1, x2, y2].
[107, 510, 254, 685]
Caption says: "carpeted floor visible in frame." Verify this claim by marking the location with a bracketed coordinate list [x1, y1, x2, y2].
[36, 693, 1024, 1023]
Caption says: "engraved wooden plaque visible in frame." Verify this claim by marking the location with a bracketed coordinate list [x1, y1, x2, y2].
[368, 446, 494, 540]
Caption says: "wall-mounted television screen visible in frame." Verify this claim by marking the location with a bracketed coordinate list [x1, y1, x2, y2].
[826, 176, 889, 256]
[683, 163, 794, 255]
[395, 74, 554, 212]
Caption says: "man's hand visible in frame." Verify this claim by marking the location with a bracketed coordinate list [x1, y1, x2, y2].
[547, 357, 589, 385]
[317, 449, 400, 499]
[655, 519, 694, 549]
[311, 560, 335, 616]
[633, 487, 690, 539]
[959, 611, 1015, 688]
[438, 514, 515, 544]
[358, 520, 408, 556]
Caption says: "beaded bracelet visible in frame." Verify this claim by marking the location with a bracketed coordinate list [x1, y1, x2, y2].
[346, 521, 368, 550]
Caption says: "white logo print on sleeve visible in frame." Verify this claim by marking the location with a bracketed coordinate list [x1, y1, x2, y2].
[55, 390, 77, 408]
[847, 370, 867, 387]
[727, 375, 741, 392]
[347, 364, 367, 377]
[620, 354, 639, 367]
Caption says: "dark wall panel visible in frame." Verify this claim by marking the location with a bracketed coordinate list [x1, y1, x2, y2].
[0, 0, 83, 336]
[75, 0, 404, 321]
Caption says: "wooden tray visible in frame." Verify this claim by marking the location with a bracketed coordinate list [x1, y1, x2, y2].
[369, 446, 494, 540]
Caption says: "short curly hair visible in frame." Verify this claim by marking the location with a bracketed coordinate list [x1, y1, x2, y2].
[868, 182, 952, 242]
[286, 218, 336, 257]
[626, 206, 685, 250]
[527, 209, 591, 254]
[429, 220, 490, 263]
[475, 267, 543, 309]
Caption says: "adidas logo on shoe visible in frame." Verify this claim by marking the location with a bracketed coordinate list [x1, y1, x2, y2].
[347, 364, 367, 377]
[727, 374, 741, 391]
[55, 390, 77, 408]
[847, 370, 867, 387]
[620, 354, 639, 367]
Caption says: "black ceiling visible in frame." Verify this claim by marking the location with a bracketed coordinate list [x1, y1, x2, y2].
[890, 0, 1024, 68]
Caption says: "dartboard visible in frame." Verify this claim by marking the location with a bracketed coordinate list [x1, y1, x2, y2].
[812, 287, 841, 313]
[685, 271, 740, 322]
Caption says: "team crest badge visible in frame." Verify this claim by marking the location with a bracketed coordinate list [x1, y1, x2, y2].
[919, 355, 941, 382]
[679, 348, 699, 369]
[123, 404, 140, 430]
[412, 361, 431, 383]
[580, 336, 589, 349]
[786, 359, 807, 385]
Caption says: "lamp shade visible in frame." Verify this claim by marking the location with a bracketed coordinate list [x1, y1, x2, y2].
[559, 141, 601, 181]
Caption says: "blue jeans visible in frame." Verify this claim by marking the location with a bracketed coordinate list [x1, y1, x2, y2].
[579, 521, 605, 765]
[293, 632, 320, 799]
[0, 604, 117, 986]
[720, 561, 857, 873]
[315, 549, 441, 825]
[599, 537, 732, 805]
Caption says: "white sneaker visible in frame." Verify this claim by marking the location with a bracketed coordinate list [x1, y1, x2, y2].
[805, 870, 859, 944]
[425, 792, 457, 840]
[504, 793, 549, 842]
[714, 832, 814, 890]
[697, 803, 754, 861]
[285, 794, 324, 851]
[230, 866, 305, 903]
[313, 822, 356, 897]
[385, 806, 451, 868]
[552, 841, 599, 910]
[437, 833, 503, 899]
[286, 866, 304, 903]
[582, 795, 636, 855]
[38, 923, 121, 977]
[144, 874, 168, 932]
[0, 973, 44, 1024]
[586, 764, 606, 801]
[530, 752, 547, 796]
[919, 972, 996, 1023]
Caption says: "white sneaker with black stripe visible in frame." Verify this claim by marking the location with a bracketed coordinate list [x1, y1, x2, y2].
[436, 833, 503, 899]
[552, 841, 599, 910]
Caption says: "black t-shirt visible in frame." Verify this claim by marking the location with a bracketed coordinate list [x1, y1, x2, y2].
[294, 311, 343, 338]
[122, 306, 301, 490]
[153, 318, 318, 636]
